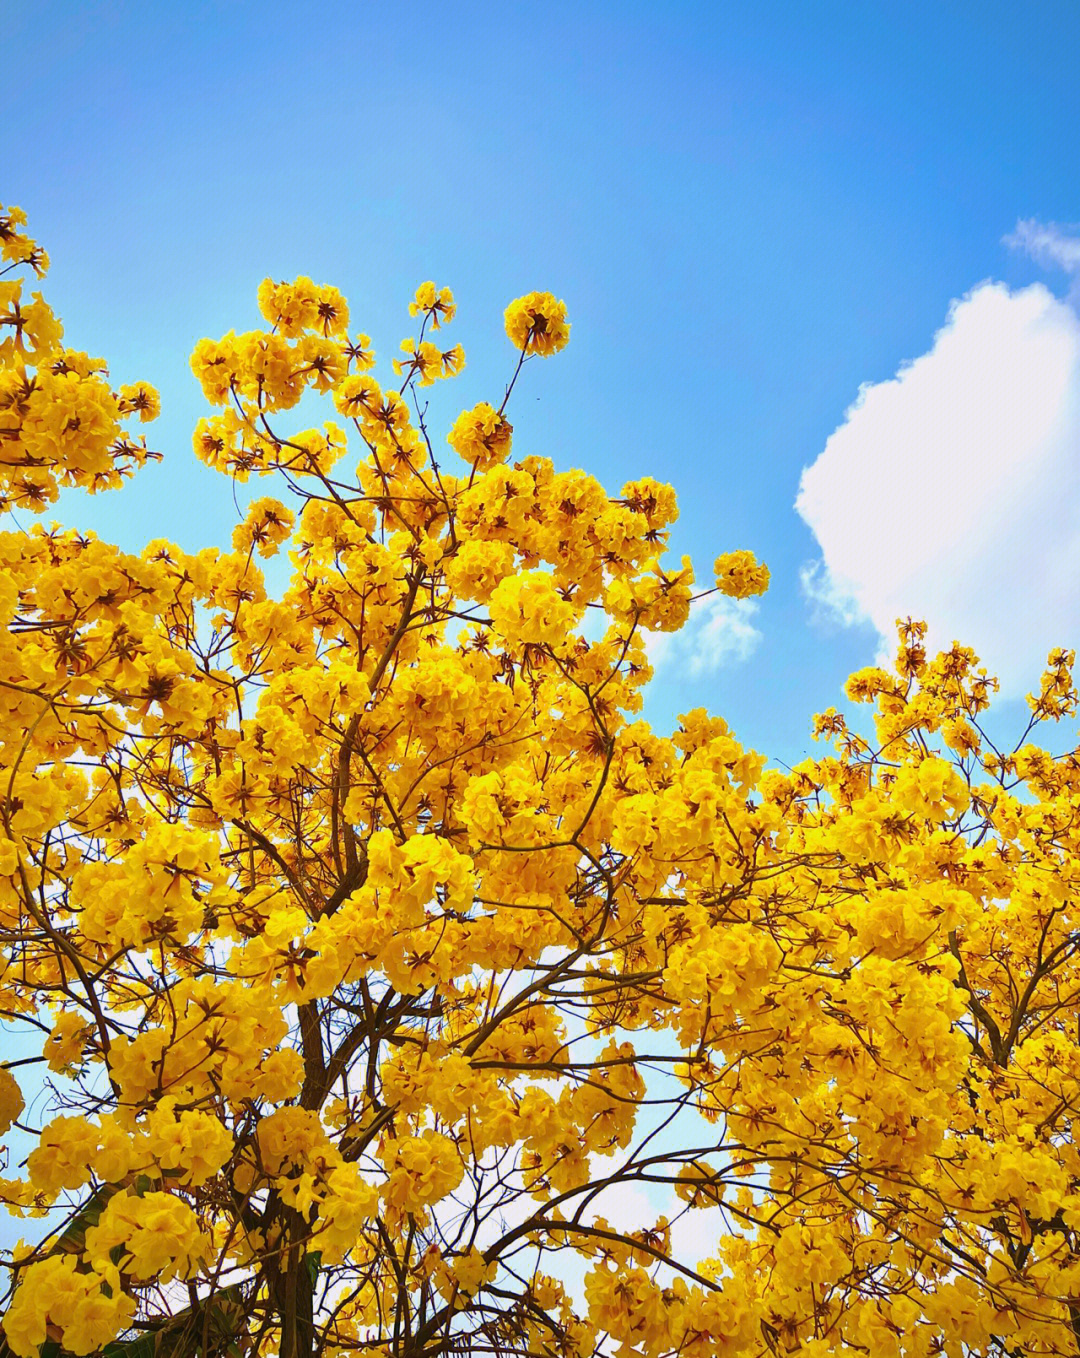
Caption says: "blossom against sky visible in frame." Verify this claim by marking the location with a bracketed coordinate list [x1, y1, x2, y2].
[7, 0, 1080, 762]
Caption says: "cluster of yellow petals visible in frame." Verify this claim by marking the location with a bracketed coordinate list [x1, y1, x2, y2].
[0, 205, 160, 510]
[504, 290, 570, 355]
[3, 1254, 136, 1357]
[447, 400, 513, 470]
[713, 548, 770, 597]
[409, 280, 456, 329]
[0, 1068, 23, 1136]
[4, 205, 1080, 1358]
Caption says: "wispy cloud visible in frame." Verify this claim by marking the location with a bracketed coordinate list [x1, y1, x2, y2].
[1006, 217, 1080, 279]
[645, 594, 762, 676]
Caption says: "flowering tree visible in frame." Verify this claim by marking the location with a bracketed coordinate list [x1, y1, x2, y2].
[2, 203, 1080, 1358]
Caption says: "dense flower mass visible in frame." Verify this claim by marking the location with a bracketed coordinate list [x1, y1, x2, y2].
[2, 203, 1080, 1358]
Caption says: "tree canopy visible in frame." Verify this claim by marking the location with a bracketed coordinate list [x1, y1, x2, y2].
[2, 203, 1080, 1358]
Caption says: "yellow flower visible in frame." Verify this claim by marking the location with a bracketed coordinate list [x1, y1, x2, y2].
[232, 496, 296, 558]
[21, 292, 64, 358]
[444, 538, 516, 602]
[44, 1010, 91, 1073]
[0, 1067, 23, 1136]
[20, 368, 120, 475]
[713, 548, 770, 597]
[26, 1116, 100, 1196]
[380, 1131, 463, 1215]
[86, 1190, 207, 1282]
[142, 1099, 234, 1186]
[409, 281, 456, 328]
[333, 372, 382, 418]
[118, 380, 161, 422]
[488, 570, 576, 648]
[447, 402, 513, 470]
[393, 338, 443, 386]
[504, 291, 570, 355]
[0, 836, 19, 876]
[2, 1256, 135, 1358]
[440, 343, 465, 377]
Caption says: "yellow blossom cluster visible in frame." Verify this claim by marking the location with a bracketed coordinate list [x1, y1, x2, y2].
[504, 290, 570, 355]
[0, 204, 159, 510]
[713, 548, 770, 597]
[447, 401, 513, 471]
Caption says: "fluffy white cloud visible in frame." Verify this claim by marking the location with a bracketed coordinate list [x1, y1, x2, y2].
[796, 277, 1080, 696]
[645, 595, 762, 676]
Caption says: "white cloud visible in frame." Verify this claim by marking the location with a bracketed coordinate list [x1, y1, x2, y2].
[1006, 218, 1080, 280]
[666, 1199, 727, 1271]
[798, 558, 863, 629]
[644, 595, 762, 676]
[796, 279, 1080, 696]
[583, 1178, 657, 1234]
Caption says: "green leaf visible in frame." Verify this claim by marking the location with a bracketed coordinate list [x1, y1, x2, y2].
[101, 1336, 159, 1358]
[51, 1184, 119, 1256]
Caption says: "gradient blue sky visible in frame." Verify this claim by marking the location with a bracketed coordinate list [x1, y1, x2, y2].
[7, 0, 1080, 765]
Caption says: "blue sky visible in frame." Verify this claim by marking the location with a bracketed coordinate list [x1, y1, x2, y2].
[7, 0, 1080, 765]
